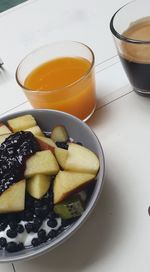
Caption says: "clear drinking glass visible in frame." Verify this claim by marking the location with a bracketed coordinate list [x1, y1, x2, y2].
[16, 41, 96, 121]
[110, 0, 150, 95]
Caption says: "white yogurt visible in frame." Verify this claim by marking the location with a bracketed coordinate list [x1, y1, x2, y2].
[0, 217, 62, 247]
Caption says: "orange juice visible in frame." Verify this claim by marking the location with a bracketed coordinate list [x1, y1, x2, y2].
[24, 57, 96, 120]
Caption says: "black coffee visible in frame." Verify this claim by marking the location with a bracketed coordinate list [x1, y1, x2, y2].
[120, 19, 150, 93]
[119, 56, 150, 91]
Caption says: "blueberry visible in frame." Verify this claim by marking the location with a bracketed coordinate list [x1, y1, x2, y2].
[34, 217, 42, 226]
[15, 216, 21, 223]
[38, 229, 47, 243]
[49, 204, 54, 212]
[25, 223, 33, 233]
[32, 224, 40, 233]
[35, 205, 49, 219]
[76, 142, 83, 146]
[42, 205, 49, 217]
[6, 242, 17, 252]
[47, 230, 57, 239]
[0, 221, 7, 231]
[31, 238, 40, 247]
[38, 229, 46, 239]
[17, 242, 24, 251]
[34, 200, 42, 208]
[33, 218, 42, 232]
[47, 212, 56, 220]
[35, 208, 42, 217]
[49, 195, 54, 206]
[6, 229, 17, 238]
[19, 212, 25, 221]
[42, 198, 50, 206]
[0, 215, 5, 221]
[9, 221, 18, 230]
[47, 219, 57, 228]
[0, 237, 7, 247]
[8, 213, 21, 223]
[25, 195, 34, 208]
[24, 210, 34, 221]
[17, 224, 24, 234]
[62, 218, 76, 227]
[7, 214, 15, 222]
[55, 142, 68, 150]
[39, 236, 47, 243]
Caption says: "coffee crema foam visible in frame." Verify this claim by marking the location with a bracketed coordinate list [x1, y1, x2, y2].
[121, 19, 150, 64]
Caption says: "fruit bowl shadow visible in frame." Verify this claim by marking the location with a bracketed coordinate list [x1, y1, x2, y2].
[0, 109, 105, 263]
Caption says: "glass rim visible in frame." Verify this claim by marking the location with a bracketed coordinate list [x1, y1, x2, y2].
[110, 0, 150, 44]
[16, 40, 95, 94]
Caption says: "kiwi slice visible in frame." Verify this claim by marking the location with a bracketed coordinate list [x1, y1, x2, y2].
[54, 195, 84, 219]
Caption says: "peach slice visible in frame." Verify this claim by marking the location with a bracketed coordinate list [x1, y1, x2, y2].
[51, 125, 68, 142]
[54, 147, 68, 169]
[53, 171, 95, 204]
[64, 143, 100, 175]
[25, 125, 44, 137]
[0, 180, 26, 213]
[36, 136, 56, 153]
[0, 133, 11, 145]
[0, 123, 12, 135]
[27, 174, 51, 199]
[25, 150, 60, 177]
[8, 114, 36, 132]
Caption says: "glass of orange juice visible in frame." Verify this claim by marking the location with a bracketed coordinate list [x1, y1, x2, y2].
[16, 41, 96, 121]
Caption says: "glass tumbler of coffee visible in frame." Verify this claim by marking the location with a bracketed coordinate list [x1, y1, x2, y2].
[110, 0, 150, 95]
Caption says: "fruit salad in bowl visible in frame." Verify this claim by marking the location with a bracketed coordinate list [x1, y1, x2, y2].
[0, 109, 105, 262]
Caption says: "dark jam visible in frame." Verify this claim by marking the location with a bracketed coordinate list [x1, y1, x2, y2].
[0, 131, 40, 195]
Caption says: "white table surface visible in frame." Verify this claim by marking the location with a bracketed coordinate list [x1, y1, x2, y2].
[1, 0, 150, 271]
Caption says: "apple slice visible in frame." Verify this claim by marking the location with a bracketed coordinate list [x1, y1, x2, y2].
[54, 147, 68, 169]
[36, 136, 56, 153]
[64, 143, 100, 174]
[25, 150, 60, 178]
[25, 125, 44, 137]
[0, 133, 11, 145]
[8, 114, 36, 132]
[0, 123, 12, 135]
[0, 180, 25, 213]
[27, 174, 51, 199]
[51, 125, 68, 142]
[53, 170, 95, 204]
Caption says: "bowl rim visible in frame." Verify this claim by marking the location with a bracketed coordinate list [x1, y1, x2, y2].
[0, 109, 105, 263]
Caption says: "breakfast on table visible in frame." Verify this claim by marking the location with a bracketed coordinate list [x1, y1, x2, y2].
[0, 37, 102, 258]
[1, 0, 150, 266]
